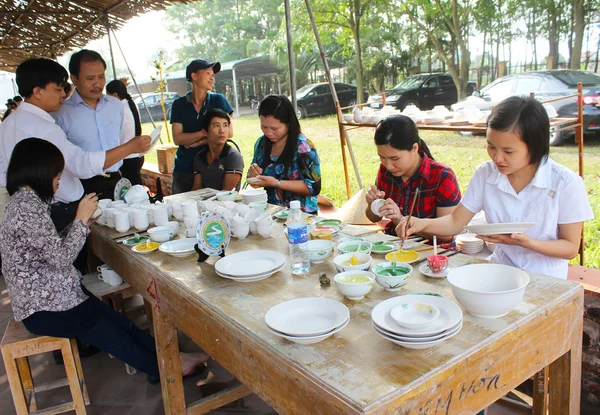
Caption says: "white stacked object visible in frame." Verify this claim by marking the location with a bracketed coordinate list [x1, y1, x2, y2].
[265, 298, 350, 344]
[455, 233, 484, 254]
[214, 250, 286, 282]
[240, 189, 268, 204]
[371, 295, 463, 349]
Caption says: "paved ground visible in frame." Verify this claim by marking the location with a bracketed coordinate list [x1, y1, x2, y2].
[0, 277, 528, 414]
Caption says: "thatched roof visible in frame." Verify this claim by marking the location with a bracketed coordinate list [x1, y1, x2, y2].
[0, 1, 191, 72]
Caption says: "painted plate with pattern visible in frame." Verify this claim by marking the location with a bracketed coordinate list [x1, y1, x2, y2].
[114, 178, 132, 201]
[196, 211, 231, 257]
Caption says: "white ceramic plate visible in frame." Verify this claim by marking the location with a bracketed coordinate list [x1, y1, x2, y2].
[373, 321, 462, 349]
[447, 120, 470, 126]
[274, 210, 289, 220]
[419, 263, 457, 279]
[215, 250, 286, 277]
[265, 297, 350, 337]
[371, 295, 462, 336]
[267, 317, 350, 344]
[373, 320, 462, 342]
[464, 222, 535, 235]
[159, 238, 197, 257]
[423, 117, 444, 124]
[132, 243, 160, 254]
[216, 262, 285, 281]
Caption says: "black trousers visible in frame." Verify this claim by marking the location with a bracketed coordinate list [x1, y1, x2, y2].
[120, 157, 145, 186]
[22, 293, 159, 378]
[50, 201, 87, 274]
[171, 171, 195, 195]
[80, 172, 121, 201]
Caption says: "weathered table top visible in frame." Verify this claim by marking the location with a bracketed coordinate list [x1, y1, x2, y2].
[90, 190, 583, 414]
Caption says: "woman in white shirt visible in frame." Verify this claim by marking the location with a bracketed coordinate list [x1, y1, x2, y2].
[106, 80, 144, 185]
[397, 96, 593, 279]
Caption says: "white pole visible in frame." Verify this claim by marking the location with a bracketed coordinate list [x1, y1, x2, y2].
[232, 67, 239, 117]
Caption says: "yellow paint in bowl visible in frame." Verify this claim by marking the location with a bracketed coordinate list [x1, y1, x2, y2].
[133, 242, 160, 253]
[385, 250, 421, 263]
[337, 274, 371, 284]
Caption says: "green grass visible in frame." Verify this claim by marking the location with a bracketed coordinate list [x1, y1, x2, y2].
[142, 115, 600, 269]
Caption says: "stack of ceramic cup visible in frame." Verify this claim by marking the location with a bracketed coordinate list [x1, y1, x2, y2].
[152, 204, 170, 226]
[455, 233, 484, 254]
[254, 213, 274, 238]
[182, 200, 200, 237]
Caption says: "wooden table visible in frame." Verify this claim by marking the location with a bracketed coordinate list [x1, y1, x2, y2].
[89, 191, 583, 414]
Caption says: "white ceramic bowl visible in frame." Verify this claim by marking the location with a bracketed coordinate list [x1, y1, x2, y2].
[248, 201, 267, 212]
[447, 264, 530, 318]
[337, 240, 373, 255]
[166, 221, 180, 235]
[333, 252, 372, 272]
[147, 225, 176, 243]
[304, 240, 334, 263]
[257, 224, 274, 238]
[390, 302, 440, 329]
[372, 262, 412, 292]
[342, 114, 353, 123]
[216, 190, 238, 202]
[334, 270, 375, 300]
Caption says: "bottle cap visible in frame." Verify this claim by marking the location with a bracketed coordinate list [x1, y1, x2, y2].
[290, 200, 300, 209]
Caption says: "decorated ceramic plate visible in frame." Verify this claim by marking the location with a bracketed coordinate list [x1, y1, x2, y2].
[418, 263, 457, 279]
[196, 211, 231, 257]
[314, 225, 339, 235]
[370, 241, 399, 254]
[274, 209, 289, 220]
[384, 250, 421, 264]
[114, 178, 132, 201]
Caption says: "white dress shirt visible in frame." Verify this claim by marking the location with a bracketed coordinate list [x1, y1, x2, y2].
[461, 159, 594, 279]
[120, 99, 139, 160]
[0, 102, 106, 203]
[52, 90, 123, 172]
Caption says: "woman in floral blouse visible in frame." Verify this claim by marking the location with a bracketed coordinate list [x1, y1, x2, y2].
[247, 95, 321, 213]
[0, 138, 208, 382]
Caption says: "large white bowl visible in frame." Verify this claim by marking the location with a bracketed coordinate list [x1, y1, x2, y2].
[333, 252, 372, 272]
[334, 270, 375, 300]
[447, 264, 530, 318]
[304, 240, 334, 263]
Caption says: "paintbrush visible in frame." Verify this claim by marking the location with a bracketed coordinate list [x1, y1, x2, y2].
[400, 187, 419, 250]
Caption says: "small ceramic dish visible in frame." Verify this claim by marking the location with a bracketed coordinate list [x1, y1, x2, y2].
[122, 235, 150, 247]
[372, 262, 412, 291]
[390, 302, 440, 330]
[370, 241, 399, 254]
[305, 240, 334, 263]
[132, 242, 160, 254]
[337, 240, 373, 255]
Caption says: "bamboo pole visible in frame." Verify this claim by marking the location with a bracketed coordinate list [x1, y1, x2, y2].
[576, 82, 584, 265]
[284, 0, 297, 111]
[303, 0, 361, 199]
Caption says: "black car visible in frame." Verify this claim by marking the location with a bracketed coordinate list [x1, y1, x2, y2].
[451, 70, 600, 145]
[294, 82, 369, 119]
[134, 92, 180, 123]
[367, 73, 477, 111]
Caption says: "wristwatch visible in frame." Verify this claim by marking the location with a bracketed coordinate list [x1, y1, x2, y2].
[276, 180, 281, 189]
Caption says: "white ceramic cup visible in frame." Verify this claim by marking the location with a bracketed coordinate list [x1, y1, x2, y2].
[114, 211, 130, 233]
[257, 223, 274, 238]
[142, 205, 154, 225]
[172, 207, 183, 221]
[132, 209, 149, 230]
[97, 265, 123, 286]
[112, 200, 126, 209]
[105, 208, 120, 229]
[232, 224, 250, 239]
[184, 228, 196, 238]
[152, 206, 169, 226]
[98, 199, 112, 210]
[184, 217, 199, 230]
[254, 213, 273, 227]
[371, 199, 385, 216]
[181, 200, 197, 216]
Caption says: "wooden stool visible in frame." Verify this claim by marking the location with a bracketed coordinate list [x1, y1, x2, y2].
[0, 319, 89, 414]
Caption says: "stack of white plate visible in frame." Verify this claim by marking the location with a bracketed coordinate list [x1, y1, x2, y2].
[240, 189, 268, 204]
[158, 238, 197, 257]
[214, 250, 286, 282]
[371, 295, 463, 349]
[455, 233, 484, 254]
[265, 298, 349, 344]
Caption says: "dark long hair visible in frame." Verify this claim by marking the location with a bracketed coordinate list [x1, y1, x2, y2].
[106, 80, 142, 136]
[257, 95, 301, 174]
[374, 114, 434, 160]
[6, 138, 65, 204]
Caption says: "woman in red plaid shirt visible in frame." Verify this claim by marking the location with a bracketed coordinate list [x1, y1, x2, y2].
[365, 114, 461, 237]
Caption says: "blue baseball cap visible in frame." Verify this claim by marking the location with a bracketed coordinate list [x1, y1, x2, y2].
[186, 60, 221, 81]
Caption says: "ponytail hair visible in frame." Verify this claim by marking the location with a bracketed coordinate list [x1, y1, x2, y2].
[106, 79, 142, 136]
[373, 114, 434, 160]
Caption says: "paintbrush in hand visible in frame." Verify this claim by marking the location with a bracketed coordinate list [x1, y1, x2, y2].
[400, 187, 419, 250]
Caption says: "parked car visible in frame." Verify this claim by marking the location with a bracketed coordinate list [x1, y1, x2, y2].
[367, 73, 477, 111]
[133, 92, 180, 123]
[451, 70, 600, 145]
[294, 82, 369, 119]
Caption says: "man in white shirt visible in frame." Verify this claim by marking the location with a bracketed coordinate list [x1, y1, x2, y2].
[0, 57, 151, 271]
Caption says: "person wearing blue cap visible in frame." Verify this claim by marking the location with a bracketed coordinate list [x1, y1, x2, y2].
[170, 59, 234, 194]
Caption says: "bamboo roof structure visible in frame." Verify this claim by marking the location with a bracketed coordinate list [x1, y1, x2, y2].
[0, 0, 192, 72]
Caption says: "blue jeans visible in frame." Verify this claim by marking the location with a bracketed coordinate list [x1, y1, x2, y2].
[22, 292, 159, 378]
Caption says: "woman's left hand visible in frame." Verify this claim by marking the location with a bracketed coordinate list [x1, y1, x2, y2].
[249, 175, 278, 189]
[476, 233, 531, 247]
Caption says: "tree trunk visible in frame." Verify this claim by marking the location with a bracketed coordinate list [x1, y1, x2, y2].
[479, 30, 487, 88]
[568, 3, 574, 68]
[584, 25, 591, 70]
[532, 8, 538, 70]
[548, 1, 559, 69]
[352, 19, 364, 103]
[595, 33, 600, 72]
[428, 43, 432, 73]
[571, 0, 584, 70]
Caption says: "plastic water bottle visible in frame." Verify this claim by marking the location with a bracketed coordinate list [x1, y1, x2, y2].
[287, 200, 310, 275]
